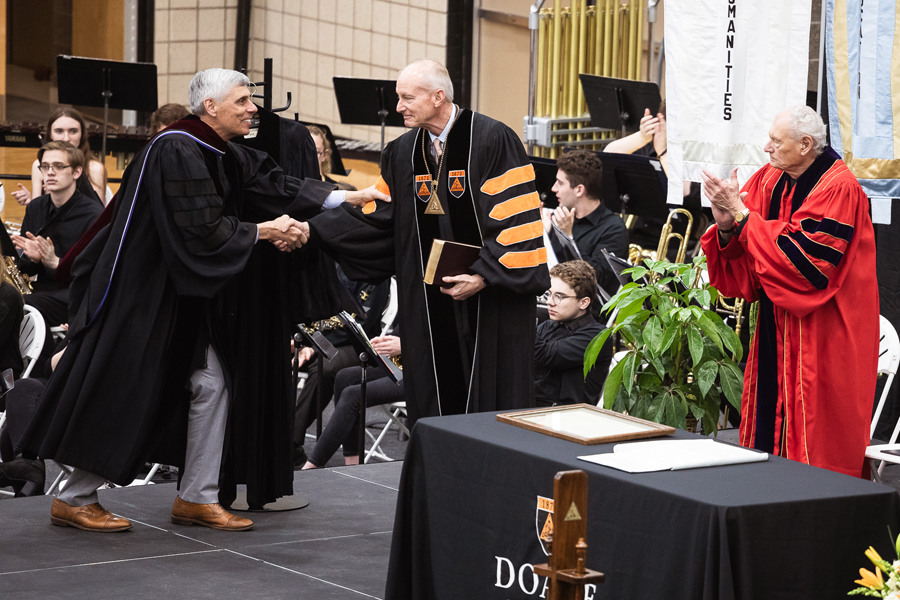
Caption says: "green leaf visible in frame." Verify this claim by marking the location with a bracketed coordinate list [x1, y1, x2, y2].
[687, 327, 704, 366]
[583, 328, 613, 378]
[622, 352, 640, 395]
[603, 357, 627, 409]
[718, 362, 744, 410]
[711, 315, 743, 362]
[696, 313, 725, 354]
[659, 322, 680, 354]
[696, 289, 712, 307]
[696, 360, 718, 397]
[648, 355, 667, 380]
[643, 316, 663, 355]
[626, 266, 649, 280]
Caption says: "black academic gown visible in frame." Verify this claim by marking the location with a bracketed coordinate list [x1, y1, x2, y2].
[224, 110, 341, 507]
[21, 117, 333, 485]
[309, 108, 550, 426]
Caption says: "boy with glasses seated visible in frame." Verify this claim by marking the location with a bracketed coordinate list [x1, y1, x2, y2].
[534, 260, 612, 406]
[12, 140, 103, 375]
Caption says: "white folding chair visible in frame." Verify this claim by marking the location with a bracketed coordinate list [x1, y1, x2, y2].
[19, 305, 45, 379]
[364, 402, 409, 463]
[864, 316, 900, 481]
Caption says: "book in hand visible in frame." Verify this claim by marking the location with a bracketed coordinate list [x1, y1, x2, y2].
[423, 239, 482, 287]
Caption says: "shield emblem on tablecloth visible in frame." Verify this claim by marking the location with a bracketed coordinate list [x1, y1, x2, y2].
[415, 175, 433, 202]
[448, 170, 466, 198]
[535, 495, 554, 556]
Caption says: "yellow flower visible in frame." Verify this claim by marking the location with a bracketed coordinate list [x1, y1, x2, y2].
[855, 567, 884, 589]
[866, 546, 884, 566]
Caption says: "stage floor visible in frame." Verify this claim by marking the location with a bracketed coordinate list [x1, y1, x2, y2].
[0, 462, 402, 600]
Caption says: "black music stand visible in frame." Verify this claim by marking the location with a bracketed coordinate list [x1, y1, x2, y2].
[579, 75, 661, 137]
[56, 55, 158, 158]
[530, 156, 560, 208]
[295, 327, 339, 441]
[332, 77, 405, 153]
[335, 311, 402, 464]
[595, 151, 669, 220]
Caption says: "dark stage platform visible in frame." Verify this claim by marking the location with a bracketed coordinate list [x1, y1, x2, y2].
[0, 462, 402, 599]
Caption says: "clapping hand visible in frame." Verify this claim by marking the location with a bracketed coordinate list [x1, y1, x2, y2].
[12, 184, 32, 206]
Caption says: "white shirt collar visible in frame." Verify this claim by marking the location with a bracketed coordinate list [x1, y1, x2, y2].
[428, 104, 458, 144]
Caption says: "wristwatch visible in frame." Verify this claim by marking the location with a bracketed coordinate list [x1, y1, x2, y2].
[733, 208, 750, 224]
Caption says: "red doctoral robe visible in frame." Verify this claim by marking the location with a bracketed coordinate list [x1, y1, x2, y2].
[701, 147, 878, 477]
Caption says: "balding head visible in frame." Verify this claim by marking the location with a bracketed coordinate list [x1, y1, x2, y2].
[395, 59, 456, 135]
[398, 59, 454, 103]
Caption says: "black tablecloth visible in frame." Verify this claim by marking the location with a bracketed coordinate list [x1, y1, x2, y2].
[385, 412, 900, 600]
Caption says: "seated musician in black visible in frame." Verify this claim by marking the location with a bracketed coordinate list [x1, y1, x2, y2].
[542, 150, 629, 297]
[534, 261, 612, 406]
[12, 141, 103, 376]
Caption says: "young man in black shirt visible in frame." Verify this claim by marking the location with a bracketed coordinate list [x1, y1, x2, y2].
[534, 260, 612, 406]
[543, 150, 629, 297]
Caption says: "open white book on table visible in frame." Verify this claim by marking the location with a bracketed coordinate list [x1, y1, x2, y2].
[578, 439, 768, 473]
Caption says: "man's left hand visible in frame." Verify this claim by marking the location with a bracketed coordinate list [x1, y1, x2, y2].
[440, 273, 486, 301]
[345, 184, 391, 207]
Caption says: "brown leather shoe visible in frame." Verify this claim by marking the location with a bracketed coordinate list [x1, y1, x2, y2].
[171, 496, 253, 531]
[50, 498, 132, 532]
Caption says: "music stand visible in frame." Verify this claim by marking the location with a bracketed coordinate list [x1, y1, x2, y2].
[56, 55, 158, 158]
[530, 156, 560, 208]
[332, 77, 405, 153]
[579, 75, 661, 137]
[296, 327, 339, 440]
[335, 311, 402, 464]
[595, 151, 669, 220]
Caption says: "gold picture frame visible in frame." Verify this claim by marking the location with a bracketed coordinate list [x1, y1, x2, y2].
[497, 404, 676, 445]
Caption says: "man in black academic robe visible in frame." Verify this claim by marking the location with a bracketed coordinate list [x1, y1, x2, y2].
[307, 59, 550, 427]
[21, 69, 380, 532]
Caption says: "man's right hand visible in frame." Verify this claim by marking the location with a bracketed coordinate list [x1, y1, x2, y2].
[12, 184, 32, 206]
[258, 215, 309, 251]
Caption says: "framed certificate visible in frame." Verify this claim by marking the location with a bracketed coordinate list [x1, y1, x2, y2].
[497, 404, 675, 445]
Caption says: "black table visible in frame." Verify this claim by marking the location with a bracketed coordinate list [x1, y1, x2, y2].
[385, 412, 900, 600]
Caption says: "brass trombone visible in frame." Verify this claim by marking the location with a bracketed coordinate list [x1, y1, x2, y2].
[655, 208, 694, 265]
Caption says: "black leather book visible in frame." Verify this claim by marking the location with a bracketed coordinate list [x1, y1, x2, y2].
[423, 240, 482, 287]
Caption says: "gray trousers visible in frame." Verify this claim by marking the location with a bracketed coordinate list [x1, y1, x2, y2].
[59, 346, 229, 506]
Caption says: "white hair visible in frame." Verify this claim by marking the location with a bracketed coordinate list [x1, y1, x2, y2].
[189, 68, 251, 115]
[399, 59, 454, 103]
[783, 104, 827, 155]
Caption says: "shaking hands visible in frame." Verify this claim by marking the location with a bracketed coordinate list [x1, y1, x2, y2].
[258, 215, 309, 252]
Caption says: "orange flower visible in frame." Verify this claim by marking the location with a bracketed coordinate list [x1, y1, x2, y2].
[855, 567, 884, 589]
[866, 546, 884, 566]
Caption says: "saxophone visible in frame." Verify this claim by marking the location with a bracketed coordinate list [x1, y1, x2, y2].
[3, 255, 32, 295]
[2, 222, 32, 295]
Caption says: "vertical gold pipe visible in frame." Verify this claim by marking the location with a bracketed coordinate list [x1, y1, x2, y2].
[568, 1, 580, 128]
[550, 0, 562, 120]
[577, 0, 587, 122]
[627, 0, 636, 80]
[610, 1, 620, 78]
[635, 0, 644, 80]
[537, 11, 547, 117]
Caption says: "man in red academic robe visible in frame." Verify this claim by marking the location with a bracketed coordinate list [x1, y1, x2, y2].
[700, 105, 878, 478]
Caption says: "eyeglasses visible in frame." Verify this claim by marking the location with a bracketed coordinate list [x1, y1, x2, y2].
[38, 163, 73, 174]
[546, 291, 578, 305]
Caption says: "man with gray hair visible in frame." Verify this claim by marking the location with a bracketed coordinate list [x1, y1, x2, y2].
[308, 59, 550, 425]
[699, 105, 878, 477]
[22, 68, 382, 532]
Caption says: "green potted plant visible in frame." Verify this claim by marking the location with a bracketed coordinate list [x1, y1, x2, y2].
[584, 256, 743, 435]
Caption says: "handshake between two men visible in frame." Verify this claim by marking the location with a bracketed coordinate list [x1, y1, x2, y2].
[258, 184, 390, 252]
